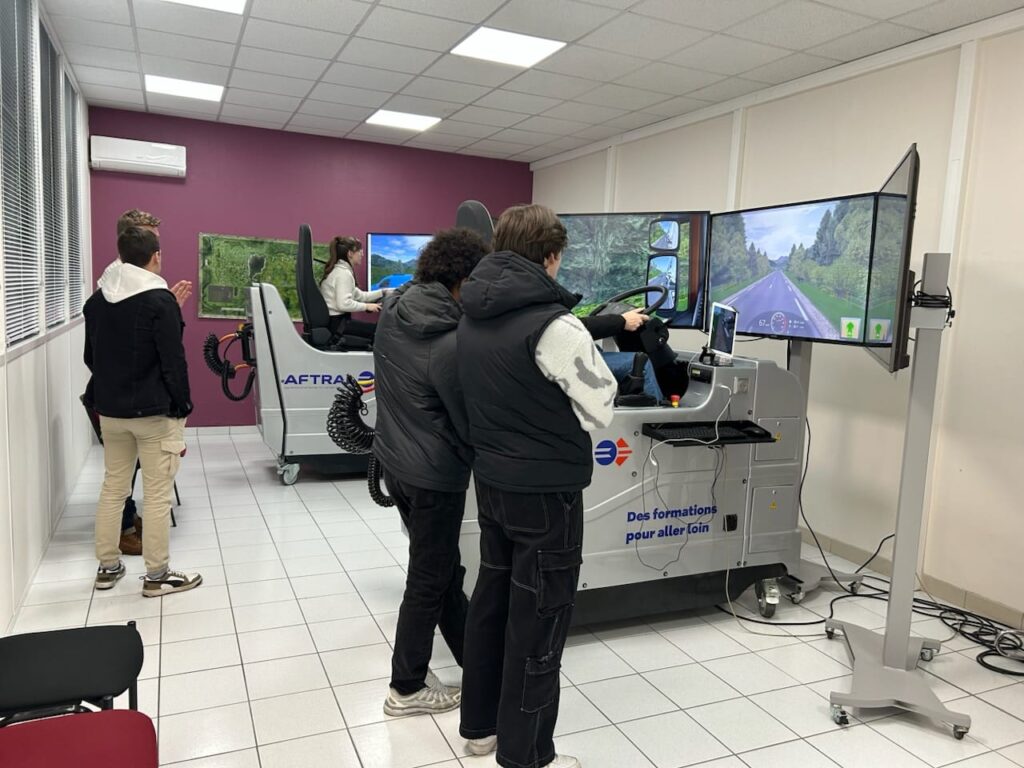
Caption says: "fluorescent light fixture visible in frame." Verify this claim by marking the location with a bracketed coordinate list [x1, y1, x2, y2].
[157, 0, 247, 13]
[366, 109, 441, 132]
[451, 27, 566, 68]
[145, 74, 224, 102]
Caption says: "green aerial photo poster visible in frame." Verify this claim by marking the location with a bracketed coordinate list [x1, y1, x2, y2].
[198, 233, 329, 320]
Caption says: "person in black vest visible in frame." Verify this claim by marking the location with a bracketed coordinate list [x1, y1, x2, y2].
[457, 204, 617, 768]
[372, 228, 490, 717]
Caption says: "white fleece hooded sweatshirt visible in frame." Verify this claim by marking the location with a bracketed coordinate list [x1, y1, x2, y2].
[97, 259, 169, 302]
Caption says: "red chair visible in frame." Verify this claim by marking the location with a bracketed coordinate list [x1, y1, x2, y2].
[0, 710, 157, 768]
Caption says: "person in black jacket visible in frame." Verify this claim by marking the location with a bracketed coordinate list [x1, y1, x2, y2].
[84, 227, 201, 598]
[373, 227, 490, 717]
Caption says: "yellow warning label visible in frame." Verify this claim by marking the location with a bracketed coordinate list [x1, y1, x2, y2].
[769, 501, 778, 510]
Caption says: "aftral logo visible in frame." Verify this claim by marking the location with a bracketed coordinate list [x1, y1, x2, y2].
[594, 438, 632, 466]
[357, 370, 375, 393]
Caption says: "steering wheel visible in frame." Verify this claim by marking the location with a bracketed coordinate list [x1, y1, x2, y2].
[588, 285, 669, 317]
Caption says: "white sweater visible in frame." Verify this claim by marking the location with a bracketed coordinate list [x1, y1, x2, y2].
[320, 261, 383, 314]
[534, 313, 616, 432]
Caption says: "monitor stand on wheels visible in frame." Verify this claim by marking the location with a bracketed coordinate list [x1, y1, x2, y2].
[825, 253, 969, 739]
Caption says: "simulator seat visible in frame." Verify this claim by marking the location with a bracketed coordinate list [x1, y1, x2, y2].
[294, 223, 372, 352]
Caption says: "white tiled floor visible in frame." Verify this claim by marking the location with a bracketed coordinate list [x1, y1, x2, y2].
[8, 432, 1024, 768]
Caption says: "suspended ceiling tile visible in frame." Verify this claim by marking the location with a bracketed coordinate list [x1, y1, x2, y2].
[233, 47, 330, 81]
[79, 83, 144, 105]
[450, 105, 531, 127]
[542, 101, 627, 124]
[473, 90, 564, 115]
[584, 0, 641, 7]
[140, 54, 231, 86]
[220, 115, 290, 130]
[422, 55, 522, 88]
[248, 0, 370, 34]
[814, 0, 938, 20]
[48, 17, 135, 49]
[355, 6, 473, 52]
[536, 135, 594, 153]
[573, 123, 624, 140]
[742, 52, 841, 85]
[893, 0, 1024, 32]
[401, 77, 491, 104]
[229, 69, 315, 97]
[489, 127, 565, 145]
[241, 18, 347, 59]
[601, 111, 663, 131]
[42, 0, 130, 25]
[63, 43, 140, 71]
[295, 100, 374, 122]
[347, 123, 416, 143]
[322, 62, 415, 92]
[220, 102, 293, 123]
[133, 0, 243, 43]
[576, 83, 670, 111]
[468, 139, 535, 155]
[579, 14, 709, 60]
[502, 69, 601, 100]
[336, 38, 440, 75]
[223, 88, 304, 112]
[807, 22, 928, 61]
[614, 61, 724, 96]
[486, 0, 619, 41]
[379, 0, 505, 24]
[146, 91, 222, 115]
[287, 113, 360, 135]
[666, 34, 791, 75]
[308, 81, 392, 108]
[632, 0, 786, 31]
[687, 76, 765, 102]
[384, 94, 465, 118]
[136, 29, 236, 67]
[643, 94, 711, 118]
[727, 0, 876, 50]
[71, 63, 141, 89]
[514, 115, 589, 135]
[536, 45, 647, 81]
[432, 119, 502, 138]
[403, 131, 475, 149]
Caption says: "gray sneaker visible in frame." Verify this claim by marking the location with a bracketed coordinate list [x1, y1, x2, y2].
[94, 562, 126, 590]
[142, 570, 202, 597]
[467, 736, 497, 756]
[384, 682, 460, 717]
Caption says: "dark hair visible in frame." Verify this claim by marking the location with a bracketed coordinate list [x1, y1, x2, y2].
[118, 226, 160, 268]
[415, 228, 489, 290]
[117, 208, 160, 236]
[492, 204, 567, 266]
[322, 235, 362, 281]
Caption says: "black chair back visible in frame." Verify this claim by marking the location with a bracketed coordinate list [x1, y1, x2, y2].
[456, 200, 494, 245]
[294, 224, 334, 347]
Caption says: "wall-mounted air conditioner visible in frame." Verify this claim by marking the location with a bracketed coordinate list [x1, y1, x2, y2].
[89, 136, 187, 178]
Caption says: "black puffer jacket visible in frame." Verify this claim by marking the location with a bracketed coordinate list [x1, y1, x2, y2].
[83, 261, 192, 419]
[372, 281, 473, 493]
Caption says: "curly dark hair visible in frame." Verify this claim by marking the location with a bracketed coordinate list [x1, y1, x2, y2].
[415, 228, 490, 290]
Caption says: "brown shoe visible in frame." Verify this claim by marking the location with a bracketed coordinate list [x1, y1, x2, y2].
[134, 514, 143, 537]
[119, 530, 143, 556]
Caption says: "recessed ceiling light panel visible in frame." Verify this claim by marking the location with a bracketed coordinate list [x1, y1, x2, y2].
[145, 74, 224, 102]
[158, 0, 248, 13]
[366, 109, 441, 132]
[451, 27, 566, 68]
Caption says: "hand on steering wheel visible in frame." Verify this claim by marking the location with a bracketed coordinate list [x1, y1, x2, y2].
[622, 309, 649, 332]
[587, 284, 669, 317]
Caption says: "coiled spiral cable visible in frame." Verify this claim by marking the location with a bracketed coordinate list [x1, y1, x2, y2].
[203, 327, 256, 402]
[326, 375, 394, 508]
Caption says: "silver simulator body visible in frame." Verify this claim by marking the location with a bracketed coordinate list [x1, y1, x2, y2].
[459, 356, 806, 624]
[249, 282, 376, 485]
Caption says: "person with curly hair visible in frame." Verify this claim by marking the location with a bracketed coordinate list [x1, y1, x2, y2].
[372, 227, 490, 717]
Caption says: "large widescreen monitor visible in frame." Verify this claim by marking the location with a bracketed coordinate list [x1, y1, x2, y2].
[558, 211, 709, 328]
[366, 232, 432, 291]
[708, 195, 876, 343]
[865, 144, 919, 372]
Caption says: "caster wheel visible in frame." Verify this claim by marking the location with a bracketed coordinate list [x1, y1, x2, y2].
[280, 463, 299, 486]
[920, 648, 935, 663]
[831, 705, 849, 726]
[953, 726, 968, 740]
[789, 590, 806, 605]
[826, 628, 836, 640]
[849, 581, 860, 595]
[755, 579, 778, 618]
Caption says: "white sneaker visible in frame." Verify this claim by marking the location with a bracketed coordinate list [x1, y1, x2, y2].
[384, 682, 460, 717]
[466, 736, 497, 755]
[549, 756, 581, 768]
[425, 668, 459, 696]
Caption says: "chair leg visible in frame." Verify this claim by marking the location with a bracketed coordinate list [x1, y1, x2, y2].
[100, 695, 114, 710]
[171, 507, 177, 528]
[174, 481, 181, 506]
[129, 681, 138, 711]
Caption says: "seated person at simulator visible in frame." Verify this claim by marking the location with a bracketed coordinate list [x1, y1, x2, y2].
[581, 309, 664, 403]
[457, 204, 617, 768]
[319, 235, 383, 341]
[372, 228, 490, 717]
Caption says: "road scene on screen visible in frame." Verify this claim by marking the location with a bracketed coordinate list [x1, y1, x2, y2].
[709, 197, 873, 341]
[367, 234, 432, 291]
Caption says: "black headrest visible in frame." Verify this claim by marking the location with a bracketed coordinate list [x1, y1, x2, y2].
[456, 200, 494, 245]
[295, 224, 330, 330]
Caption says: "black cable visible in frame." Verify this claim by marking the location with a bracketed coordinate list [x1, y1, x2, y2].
[325, 376, 394, 508]
[856, 533, 895, 574]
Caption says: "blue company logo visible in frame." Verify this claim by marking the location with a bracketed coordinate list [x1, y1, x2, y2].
[594, 438, 632, 466]
[281, 371, 374, 388]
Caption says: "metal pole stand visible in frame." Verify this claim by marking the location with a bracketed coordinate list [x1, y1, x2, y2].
[825, 253, 970, 740]
[783, 340, 865, 603]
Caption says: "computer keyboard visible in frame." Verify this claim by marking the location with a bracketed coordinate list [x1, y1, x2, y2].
[641, 420, 775, 446]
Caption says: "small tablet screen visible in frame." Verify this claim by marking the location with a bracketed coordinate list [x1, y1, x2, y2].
[708, 302, 738, 359]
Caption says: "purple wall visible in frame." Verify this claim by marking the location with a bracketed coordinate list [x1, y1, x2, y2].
[88, 108, 533, 426]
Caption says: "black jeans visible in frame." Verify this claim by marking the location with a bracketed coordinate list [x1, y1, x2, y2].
[460, 480, 584, 768]
[385, 474, 469, 695]
[330, 315, 377, 342]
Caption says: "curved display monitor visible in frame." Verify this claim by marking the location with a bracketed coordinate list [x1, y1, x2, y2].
[708, 195, 876, 343]
[366, 232, 432, 291]
[865, 144, 919, 372]
[558, 211, 710, 328]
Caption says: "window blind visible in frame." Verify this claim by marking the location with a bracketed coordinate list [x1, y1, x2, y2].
[40, 23, 66, 328]
[64, 72, 83, 318]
